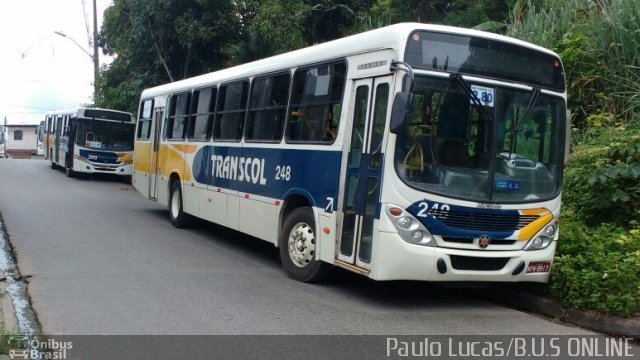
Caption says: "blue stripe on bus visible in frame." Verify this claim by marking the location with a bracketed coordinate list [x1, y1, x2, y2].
[406, 200, 517, 239]
[79, 149, 119, 164]
[192, 146, 343, 212]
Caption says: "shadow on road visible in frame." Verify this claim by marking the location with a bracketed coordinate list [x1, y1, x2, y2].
[139, 210, 496, 310]
[50, 167, 133, 184]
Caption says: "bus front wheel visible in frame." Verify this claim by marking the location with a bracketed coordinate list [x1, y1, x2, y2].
[169, 181, 189, 228]
[279, 207, 331, 282]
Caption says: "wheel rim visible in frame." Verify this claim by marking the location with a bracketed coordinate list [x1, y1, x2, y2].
[171, 188, 181, 219]
[287, 222, 316, 268]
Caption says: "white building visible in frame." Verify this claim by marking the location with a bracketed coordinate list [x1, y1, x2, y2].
[4, 125, 38, 159]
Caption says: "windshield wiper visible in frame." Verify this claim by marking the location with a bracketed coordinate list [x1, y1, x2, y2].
[513, 87, 541, 132]
[450, 73, 493, 152]
[509, 87, 541, 157]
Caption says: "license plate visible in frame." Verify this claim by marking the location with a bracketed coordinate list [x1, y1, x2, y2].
[526, 261, 551, 273]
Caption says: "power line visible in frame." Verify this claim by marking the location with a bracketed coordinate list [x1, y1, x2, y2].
[81, 0, 92, 48]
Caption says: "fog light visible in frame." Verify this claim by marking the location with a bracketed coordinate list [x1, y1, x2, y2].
[397, 217, 412, 229]
[545, 225, 556, 237]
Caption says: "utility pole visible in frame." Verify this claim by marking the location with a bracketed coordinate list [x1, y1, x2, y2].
[92, 0, 99, 99]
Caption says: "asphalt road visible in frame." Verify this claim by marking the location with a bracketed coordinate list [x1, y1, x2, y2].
[0, 159, 596, 336]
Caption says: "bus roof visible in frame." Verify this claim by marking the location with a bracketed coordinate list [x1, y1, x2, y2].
[45, 107, 134, 121]
[141, 22, 560, 99]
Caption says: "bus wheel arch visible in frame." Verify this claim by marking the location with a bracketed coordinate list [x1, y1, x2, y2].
[279, 194, 312, 237]
[168, 174, 189, 228]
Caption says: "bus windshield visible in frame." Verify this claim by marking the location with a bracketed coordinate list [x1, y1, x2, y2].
[394, 75, 566, 203]
[75, 119, 135, 151]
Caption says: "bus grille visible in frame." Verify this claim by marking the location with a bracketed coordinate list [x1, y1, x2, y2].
[429, 210, 538, 232]
[450, 255, 509, 271]
[442, 237, 516, 245]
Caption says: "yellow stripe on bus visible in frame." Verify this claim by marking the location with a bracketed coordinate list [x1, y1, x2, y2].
[518, 211, 553, 240]
[158, 144, 193, 181]
[133, 142, 151, 173]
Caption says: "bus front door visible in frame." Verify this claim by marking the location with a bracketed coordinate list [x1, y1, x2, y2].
[338, 76, 392, 269]
[149, 109, 163, 199]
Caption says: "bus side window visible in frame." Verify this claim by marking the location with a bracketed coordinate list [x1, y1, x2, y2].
[214, 81, 248, 141]
[166, 93, 190, 140]
[286, 62, 345, 143]
[137, 99, 154, 140]
[187, 87, 216, 141]
[246, 73, 290, 142]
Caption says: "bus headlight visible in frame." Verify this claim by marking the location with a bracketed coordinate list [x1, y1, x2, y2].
[386, 205, 436, 246]
[544, 225, 556, 237]
[396, 217, 412, 229]
[524, 235, 553, 251]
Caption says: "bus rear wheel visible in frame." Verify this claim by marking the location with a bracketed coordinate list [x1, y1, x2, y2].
[279, 207, 331, 282]
[169, 181, 189, 228]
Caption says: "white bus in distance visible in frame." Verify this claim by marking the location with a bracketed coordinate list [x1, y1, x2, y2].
[0, 125, 5, 158]
[133, 23, 568, 283]
[37, 121, 45, 156]
[44, 108, 135, 178]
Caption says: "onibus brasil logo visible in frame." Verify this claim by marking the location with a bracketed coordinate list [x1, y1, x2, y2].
[6, 336, 72, 360]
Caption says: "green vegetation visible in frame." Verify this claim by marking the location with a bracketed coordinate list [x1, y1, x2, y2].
[94, 0, 640, 317]
[551, 124, 640, 316]
[507, 0, 640, 317]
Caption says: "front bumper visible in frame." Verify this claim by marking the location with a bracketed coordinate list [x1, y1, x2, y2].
[371, 231, 555, 282]
[73, 159, 133, 175]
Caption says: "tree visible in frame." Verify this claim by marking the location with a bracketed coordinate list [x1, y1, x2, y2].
[96, 0, 240, 112]
[353, 0, 512, 33]
[230, 0, 375, 63]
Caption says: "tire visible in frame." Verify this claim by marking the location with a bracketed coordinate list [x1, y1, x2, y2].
[279, 207, 331, 282]
[169, 181, 189, 228]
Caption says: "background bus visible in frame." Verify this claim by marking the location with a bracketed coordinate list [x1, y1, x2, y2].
[133, 23, 567, 283]
[0, 125, 5, 158]
[44, 108, 135, 177]
[37, 121, 45, 156]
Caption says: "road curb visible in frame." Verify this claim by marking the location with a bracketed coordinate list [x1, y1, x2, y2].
[485, 287, 640, 339]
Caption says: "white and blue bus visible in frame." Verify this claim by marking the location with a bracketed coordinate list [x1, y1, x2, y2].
[133, 23, 568, 283]
[44, 108, 135, 177]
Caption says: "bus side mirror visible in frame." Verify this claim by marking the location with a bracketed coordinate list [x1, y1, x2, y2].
[390, 92, 413, 134]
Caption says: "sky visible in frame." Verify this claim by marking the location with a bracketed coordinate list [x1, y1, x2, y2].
[0, 0, 114, 125]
